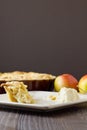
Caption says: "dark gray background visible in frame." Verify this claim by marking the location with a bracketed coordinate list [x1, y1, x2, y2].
[0, 0, 87, 79]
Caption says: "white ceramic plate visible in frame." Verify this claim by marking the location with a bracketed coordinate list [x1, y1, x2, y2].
[0, 91, 87, 112]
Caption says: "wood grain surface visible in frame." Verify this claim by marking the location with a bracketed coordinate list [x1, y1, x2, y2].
[0, 103, 87, 130]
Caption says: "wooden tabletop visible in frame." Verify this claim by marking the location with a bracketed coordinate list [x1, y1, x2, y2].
[0, 103, 87, 130]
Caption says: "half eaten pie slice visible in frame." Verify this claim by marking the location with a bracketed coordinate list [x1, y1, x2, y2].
[1, 81, 33, 104]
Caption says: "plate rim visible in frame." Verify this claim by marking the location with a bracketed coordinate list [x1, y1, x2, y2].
[0, 91, 87, 112]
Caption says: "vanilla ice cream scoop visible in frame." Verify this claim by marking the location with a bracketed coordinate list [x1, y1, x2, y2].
[59, 87, 79, 103]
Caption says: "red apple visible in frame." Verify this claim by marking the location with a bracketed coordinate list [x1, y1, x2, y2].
[78, 75, 87, 93]
[54, 74, 78, 91]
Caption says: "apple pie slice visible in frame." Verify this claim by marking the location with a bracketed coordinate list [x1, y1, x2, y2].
[1, 81, 33, 104]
